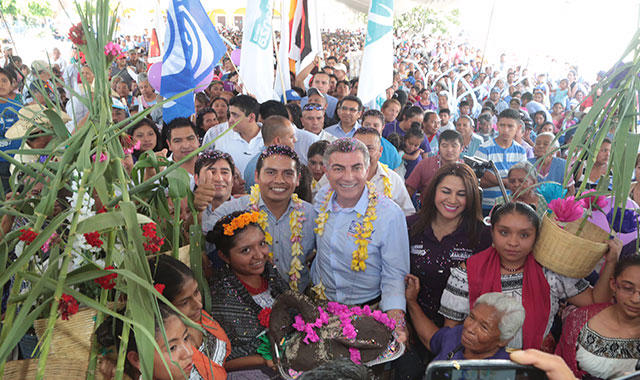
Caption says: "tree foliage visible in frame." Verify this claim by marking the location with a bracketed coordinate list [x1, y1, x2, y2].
[393, 6, 460, 35]
[0, 0, 53, 25]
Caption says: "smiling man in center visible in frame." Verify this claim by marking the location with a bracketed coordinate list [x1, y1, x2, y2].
[311, 138, 410, 342]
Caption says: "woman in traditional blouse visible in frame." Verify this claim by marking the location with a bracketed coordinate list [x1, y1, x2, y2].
[396, 163, 491, 379]
[439, 202, 622, 351]
[556, 255, 640, 379]
[208, 210, 288, 379]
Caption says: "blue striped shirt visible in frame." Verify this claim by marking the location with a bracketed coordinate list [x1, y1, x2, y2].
[476, 138, 528, 208]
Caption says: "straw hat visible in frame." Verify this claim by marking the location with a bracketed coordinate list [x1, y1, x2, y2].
[5, 104, 71, 139]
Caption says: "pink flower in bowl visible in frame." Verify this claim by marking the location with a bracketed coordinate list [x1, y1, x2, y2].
[548, 196, 584, 223]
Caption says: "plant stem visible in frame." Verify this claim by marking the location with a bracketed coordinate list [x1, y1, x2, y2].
[86, 229, 116, 380]
[172, 198, 181, 259]
[113, 319, 130, 380]
[35, 169, 90, 380]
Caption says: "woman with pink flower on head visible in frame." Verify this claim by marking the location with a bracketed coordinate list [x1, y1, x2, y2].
[439, 202, 622, 351]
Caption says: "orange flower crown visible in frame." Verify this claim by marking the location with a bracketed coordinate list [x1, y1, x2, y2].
[222, 211, 260, 236]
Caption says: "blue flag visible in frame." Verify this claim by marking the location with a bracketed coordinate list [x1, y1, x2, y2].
[161, 0, 226, 123]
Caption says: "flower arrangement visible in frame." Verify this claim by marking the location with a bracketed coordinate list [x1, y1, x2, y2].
[222, 211, 260, 236]
[291, 302, 396, 365]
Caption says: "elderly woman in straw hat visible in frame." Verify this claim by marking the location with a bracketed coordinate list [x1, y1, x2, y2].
[5, 104, 71, 175]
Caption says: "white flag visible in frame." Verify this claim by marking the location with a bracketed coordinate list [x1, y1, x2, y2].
[357, 0, 394, 105]
[241, 0, 275, 102]
[274, 0, 292, 99]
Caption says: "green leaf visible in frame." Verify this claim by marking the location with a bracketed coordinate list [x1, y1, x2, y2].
[167, 167, 191, 199]
[76, 211, 154, 234]
[43, 109, 71, 140]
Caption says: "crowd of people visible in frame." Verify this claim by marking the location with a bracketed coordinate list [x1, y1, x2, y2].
[1, 22, 639, 380]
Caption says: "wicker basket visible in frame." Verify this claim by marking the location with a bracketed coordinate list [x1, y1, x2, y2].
[533, 215, 609, 278]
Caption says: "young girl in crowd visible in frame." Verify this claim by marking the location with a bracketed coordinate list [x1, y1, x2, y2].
[128, 118, 163, 159]
[439, 202, 622, 351]
[399, 123, 425, 179]
[96, 304, 203, 380]
[208, 210, 288, 379]
[99, 255, 230, 380]
[556, 255, 640, 379]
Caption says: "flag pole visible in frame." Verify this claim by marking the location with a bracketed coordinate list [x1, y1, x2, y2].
[272, 24, 288, 104]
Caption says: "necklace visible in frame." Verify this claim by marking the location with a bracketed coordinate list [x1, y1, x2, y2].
[314, 181, 378, 272]
[249, 185, 306, 291]
[239, 277, 268, 295]
[500, 261, 525, 273]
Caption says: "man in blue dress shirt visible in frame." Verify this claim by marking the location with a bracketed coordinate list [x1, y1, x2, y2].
[324, 95, 363, 138]
[311, 138, 409, 342]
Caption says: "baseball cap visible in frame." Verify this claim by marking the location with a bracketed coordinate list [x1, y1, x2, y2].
[307, 87, 325, 98]
[333, 63, 347, 73]
[490, 87, 500, 94]
[403, 76, 416, 85]
[282, 89, 302, 102]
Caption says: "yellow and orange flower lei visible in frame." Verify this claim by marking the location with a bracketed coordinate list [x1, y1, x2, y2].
[314, 181, 378, 271]
[222, 211, 260, 236]
[249, 185, 306, 291]
[380, 163, 393, 198]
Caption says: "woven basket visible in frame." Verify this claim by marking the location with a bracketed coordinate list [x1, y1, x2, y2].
[33, 307, 97, 361]
[533, 215, 609, 278]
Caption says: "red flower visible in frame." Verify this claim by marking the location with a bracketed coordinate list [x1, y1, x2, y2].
[84, 231, 104, 248]
[258, 307, 272, 328]
[94, 266, 117, 290]
[154, 283, 166, 294]
[18, 228, 38, 244]
[142, 223, 157, 238]
[97, 206, 108, 214]
[59, 294, 79, 320]
[68, 23, 86, 46]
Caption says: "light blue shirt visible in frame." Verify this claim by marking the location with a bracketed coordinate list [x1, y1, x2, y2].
[204, 193, 317, 291]
[476, 138, 528, 209]
[460, 133, 484, 158]
[310, 185, 409, 311]
[243, 153, 260, 192]
[325, 121, 361, 139]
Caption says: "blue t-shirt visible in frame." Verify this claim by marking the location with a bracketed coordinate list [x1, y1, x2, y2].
[0, 96, 23, 162]
[380, 137, 403, 170]
[431, 325, 510, 361]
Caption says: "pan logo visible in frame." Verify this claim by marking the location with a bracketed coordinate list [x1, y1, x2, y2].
[365, 0, 393, 46]
[250, 0, 273, 50]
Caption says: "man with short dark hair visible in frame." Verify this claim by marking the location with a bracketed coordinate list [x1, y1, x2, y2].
[438, 108, 454, 132]
[360, 109, 402, 170]
[325, 95, 362, 138]
[301, 102, 335, 142]
[208, 145, 316, 291]
[406, 129, 463, 197]
[203, 95, 264, 176]
[165, 117, 200, 190]
[476, 109, 528, 212]
[299, 71, 339, 119]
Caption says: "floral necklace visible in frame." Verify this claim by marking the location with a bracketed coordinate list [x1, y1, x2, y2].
[379, 163, 393, 198]
[314, 181, 378, 272]
[249, 185, 306, 291]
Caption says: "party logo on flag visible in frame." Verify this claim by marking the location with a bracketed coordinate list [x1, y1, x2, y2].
[161, 0, 226, 123]
[366, 0, 393, 45]
[250, 0, 273, 49]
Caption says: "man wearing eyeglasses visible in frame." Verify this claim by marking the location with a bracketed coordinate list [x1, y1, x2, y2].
[301, 103, 336, 142]
[324, 95, 363, 139]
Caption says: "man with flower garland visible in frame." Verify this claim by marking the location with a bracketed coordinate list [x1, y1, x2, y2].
[310, 138, 409, 342]
[205, 145, 316, 292]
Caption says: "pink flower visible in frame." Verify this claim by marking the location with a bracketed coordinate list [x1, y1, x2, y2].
[292, 315, 306, 331]
[342, 321, 357, 339]
[124, 140, 141, 156]
[582, 190, 608, 210]
[104, 41, 122, 59]
[362, 305, 372, 316]
[349, 347, 361, 364]
[317, 307, 329, 324]
[41, 232, 58, 253]
[548, 196, 584, 223]
[351, 306, 363, 316]
[91, 152, 108, 163]
[303, 324, 320, 344]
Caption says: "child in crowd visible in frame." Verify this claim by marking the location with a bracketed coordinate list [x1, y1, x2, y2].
[399, 124, 425, 179]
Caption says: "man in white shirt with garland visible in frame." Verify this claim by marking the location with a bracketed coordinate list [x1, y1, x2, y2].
[311, 138, 409, 342]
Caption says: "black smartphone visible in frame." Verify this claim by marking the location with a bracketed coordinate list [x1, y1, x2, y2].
[425, 360, 548, 380]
